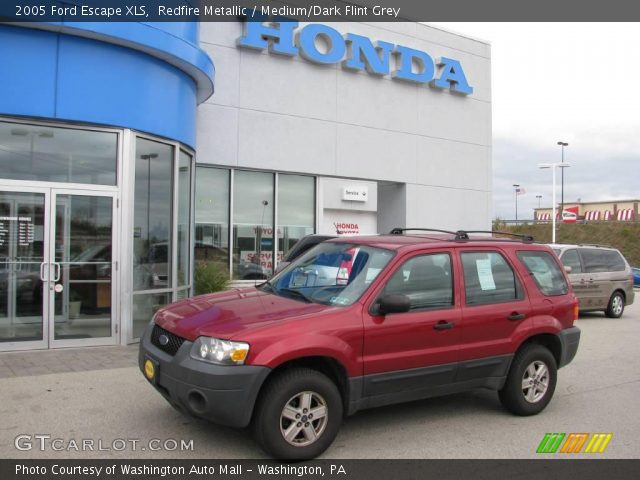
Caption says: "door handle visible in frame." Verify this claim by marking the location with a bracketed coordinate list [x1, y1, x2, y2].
[433, 320, 455, 330]
[39, 262, 47, 281]
[52, 262, 61, 282]
[508, 312, 526, 321]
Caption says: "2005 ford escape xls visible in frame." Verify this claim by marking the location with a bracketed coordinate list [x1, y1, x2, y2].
[140, 229, 580, 459]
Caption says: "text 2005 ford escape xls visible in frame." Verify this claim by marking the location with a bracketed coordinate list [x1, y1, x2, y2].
[140, 230, 580, 459]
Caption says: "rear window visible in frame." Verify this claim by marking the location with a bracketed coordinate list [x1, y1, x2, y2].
[580, 248, 626, 273]
[517, 251, 569, 296]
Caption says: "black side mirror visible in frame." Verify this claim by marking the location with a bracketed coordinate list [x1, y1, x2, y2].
[378, 294, 411, 315]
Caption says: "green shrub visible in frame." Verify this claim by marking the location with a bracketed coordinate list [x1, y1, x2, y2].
[194, 261, 230, 295]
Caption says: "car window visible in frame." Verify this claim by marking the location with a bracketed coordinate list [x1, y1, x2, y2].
[382, 253, 453, 311]
[602, 250, 626, 272]
[461, 251, 523, 305]
[517, 251, 569, 296]
[580, 248, 625, 273]
[560, 249, 583, 273]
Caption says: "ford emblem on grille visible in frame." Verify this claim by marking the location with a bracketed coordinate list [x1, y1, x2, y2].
[158, 334, 169, 346]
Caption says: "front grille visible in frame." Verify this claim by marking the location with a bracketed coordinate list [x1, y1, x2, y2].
[151, 324, 185, 356]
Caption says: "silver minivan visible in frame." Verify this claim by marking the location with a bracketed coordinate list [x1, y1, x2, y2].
[551, 244, 635, 318]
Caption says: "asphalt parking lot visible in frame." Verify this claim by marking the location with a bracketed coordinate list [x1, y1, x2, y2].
[1, 298, 639, 459]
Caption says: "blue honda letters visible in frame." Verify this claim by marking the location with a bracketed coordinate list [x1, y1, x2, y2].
[237, 20, 473, 95]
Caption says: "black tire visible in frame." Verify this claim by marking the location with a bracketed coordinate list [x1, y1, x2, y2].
[253, 368, 343, 460]
[499, 344, 557, 416]
[605, 291, 625, 318]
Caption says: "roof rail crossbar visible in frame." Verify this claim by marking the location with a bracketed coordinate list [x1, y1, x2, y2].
[463, 230, 535, 242]
[389, 228, 469, 240]
[577, 243, 613, 249]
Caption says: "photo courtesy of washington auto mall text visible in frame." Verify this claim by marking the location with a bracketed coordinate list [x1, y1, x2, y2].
[1, 0, 640, 479]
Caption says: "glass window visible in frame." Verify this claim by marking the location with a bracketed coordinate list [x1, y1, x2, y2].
[133, 138, 173, 291]
[383, 253, 453, 310]
[602, 250, 626, 272]
[233, 171, 274, 280]
[195, 167, 229, 269]
[579, 248, 625, 273]
[278, 174, 315, 262]
[560, 249, 583, 273]
[132, 292, 171, 339]
[517, 251, 569, 296]
[177, 151, 192, 287]
[461, 251, 523, 305]
[0, 121, 117, 185]
[266, 242, 394, 306]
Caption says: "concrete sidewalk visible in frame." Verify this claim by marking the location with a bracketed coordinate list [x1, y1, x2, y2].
[0, 345, 138, 378]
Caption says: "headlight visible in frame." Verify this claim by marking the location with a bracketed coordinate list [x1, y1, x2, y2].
[190, 337, 250, 365]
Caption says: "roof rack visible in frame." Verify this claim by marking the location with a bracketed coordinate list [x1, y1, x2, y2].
[389, 228, 534, 243]
[463, 230, 535, 243]
[577, 243, 613, 249]
[389, 228, 470, 240]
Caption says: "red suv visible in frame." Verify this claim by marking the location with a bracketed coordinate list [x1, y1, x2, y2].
[139, 229, 580, 459]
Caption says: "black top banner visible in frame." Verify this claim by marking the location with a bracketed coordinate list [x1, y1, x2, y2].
[3, 0, 640, 22]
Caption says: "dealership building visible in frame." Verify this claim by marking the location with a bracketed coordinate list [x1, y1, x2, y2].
[0, 20, 492, 350]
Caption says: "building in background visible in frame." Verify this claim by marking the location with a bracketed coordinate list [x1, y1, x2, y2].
[0, 20, 491, 351]
[535, 199, 638, 223]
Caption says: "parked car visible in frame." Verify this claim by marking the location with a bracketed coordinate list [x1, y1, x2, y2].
[273, 234, 337, 275]
[632, 267, 640, 287]
[551, 244, 635, 318]
[140, 229, 580, 460]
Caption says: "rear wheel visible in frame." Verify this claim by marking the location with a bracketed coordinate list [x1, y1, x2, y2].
[253, 368, 342, 460]
[499, 344, 557, 416]
[605, 291, 625, 318]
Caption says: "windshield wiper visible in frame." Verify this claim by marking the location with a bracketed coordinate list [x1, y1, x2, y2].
[278, 288, 312, 303]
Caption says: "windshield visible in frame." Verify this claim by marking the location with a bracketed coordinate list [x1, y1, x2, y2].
[264, 242, 394, 306]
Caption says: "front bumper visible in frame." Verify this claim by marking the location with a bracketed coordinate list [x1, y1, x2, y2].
[139, 322, 270, 428]
[557, 326, 581, 368]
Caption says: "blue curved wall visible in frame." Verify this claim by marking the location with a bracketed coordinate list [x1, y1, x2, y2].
[0, 22, 215, 148]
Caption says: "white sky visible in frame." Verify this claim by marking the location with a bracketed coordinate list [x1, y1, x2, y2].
[432, 23, 640, 219]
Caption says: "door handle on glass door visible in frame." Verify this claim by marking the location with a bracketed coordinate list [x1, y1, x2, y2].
[39, 262, 47, 281]
[52, 263, 61, 282]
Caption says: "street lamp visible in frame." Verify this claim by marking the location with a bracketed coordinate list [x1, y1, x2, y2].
[536, 194, 542, 208]
[557, 141, 569, 217]
[539, 162, 570, 243]
[513, 184, 520, 223]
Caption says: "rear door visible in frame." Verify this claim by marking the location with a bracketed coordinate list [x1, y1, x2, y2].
[362, 250, 462, 396]
[559, 249, 592, 306]
[578, 248, 611, 309]
[457, 248, 532, 380]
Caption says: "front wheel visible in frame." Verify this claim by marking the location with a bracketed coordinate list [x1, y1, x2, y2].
[499, 344, 557, 416]
[605, 291, 625, 318]
[253, 368, 343, 460]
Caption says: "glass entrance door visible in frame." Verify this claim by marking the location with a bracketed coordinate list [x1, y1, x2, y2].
[0, 187, 117, 350]
[50, 191, 116, 347]
[0, 189, 48, 349]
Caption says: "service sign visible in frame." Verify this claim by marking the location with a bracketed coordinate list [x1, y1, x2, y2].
[342, 186, 368, 202]
[237, 20, 473, 95]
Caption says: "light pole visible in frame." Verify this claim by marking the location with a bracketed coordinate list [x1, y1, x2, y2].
[539, 162, 570, 243]
[536, 194, 542, 208]
[513, 184, 520, 223]
[557, 141, 568, 217]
